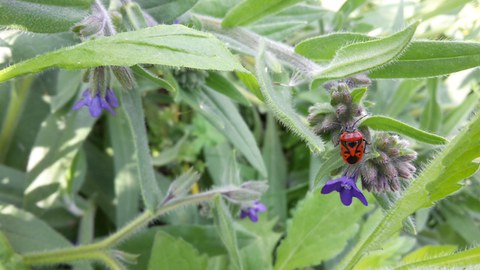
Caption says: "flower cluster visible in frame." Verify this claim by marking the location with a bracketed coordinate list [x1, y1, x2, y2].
[360, 132, 417, 192]
[73, 88, 119, 118]
[173, 68, 209, 91]
[240, 200, 267, 222]
[308, 83, 369, 142]
[310, 83, 417, 206]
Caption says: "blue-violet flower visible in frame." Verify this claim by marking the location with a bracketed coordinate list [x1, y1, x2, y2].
[240, 200, 267, 222]
[73, 88, 119, 118]
[321, 175, 368, 206]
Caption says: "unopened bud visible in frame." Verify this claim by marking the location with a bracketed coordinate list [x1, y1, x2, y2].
[111, 66, 136, 90]
[90, 67, 107, 95]
[222, 187, 261, 204]
[71, 15, 104, 38]
[240, 181, 268, 194]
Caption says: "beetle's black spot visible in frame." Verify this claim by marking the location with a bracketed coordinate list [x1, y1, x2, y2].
[348, 141, 358, 148]
[347, 156, 359, 164]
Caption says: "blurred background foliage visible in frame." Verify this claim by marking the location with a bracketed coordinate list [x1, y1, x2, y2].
[0, 0, 479, 269]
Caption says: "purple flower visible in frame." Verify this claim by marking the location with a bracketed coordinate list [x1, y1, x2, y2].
[321, 175, 368, 206]
[240, 201, 267, 222]
[73, 88, 119, 118]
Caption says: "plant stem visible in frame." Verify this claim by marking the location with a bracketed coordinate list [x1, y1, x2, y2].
[21, 188, 228, 267]
[0, 75, 33, 162]
[193, 14, 323, 78]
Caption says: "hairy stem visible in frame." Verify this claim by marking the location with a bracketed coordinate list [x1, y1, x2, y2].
[193, 14, 322, 78]
[21, 188, 231, 267]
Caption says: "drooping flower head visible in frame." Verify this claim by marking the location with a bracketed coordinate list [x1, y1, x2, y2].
[73, 88, 119, 118]
[240, 200, 267, 222]
[321, 173, 368, 206]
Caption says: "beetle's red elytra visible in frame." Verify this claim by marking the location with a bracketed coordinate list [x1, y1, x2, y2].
[339, 128, 366, 165]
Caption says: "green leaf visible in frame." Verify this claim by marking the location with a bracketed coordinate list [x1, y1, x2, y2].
[206, 72, 250, 106]
[0, 204, 71, 253]
[239, 217, 282, 270]
[161, 225, 256, 257]
[222, 0, 303, 28]
[397, 245, 480, 270]
[25, 109, 95, 210]
[441, 93, 479, 135]
[338, 112, 480, 270]
[121, 90, 162, 213]
[350, 87, 367, 104]
[181, 87, 267, 177]
[360, 115, 448, 145]
[420, 78, 442, 132]
[295, 33, 374, 62]
[0, 25, 248, 83]
[0, 231, 29, 270]
[297, 32, 480, 80]
[402, 245, 457, 264]
[274, 192, 371, 270]
[262, 113, 287, 222]
[151, 133, 188, 167]
[131, 65, 177, 94]
[384, 80, 424, 117]
[311, 22, 418, 87]
[256, 43, 324, 154]
[147, 231, 208, 270]
[0, 165, 25, 206]
[0, 0, 92, 33]
[136, 0, 199, 23]
[212, 196, 244, 270]
[51, 70, 82, 113]
[369, 41, 480, 79]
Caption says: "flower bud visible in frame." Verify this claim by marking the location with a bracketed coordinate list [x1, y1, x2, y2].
[222, 188, 262, 204]
[111, 66, 136, 90]
[71, 15, 104, 38]
[240, 181, 269, 194]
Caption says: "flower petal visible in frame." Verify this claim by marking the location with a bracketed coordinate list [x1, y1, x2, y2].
[72, 99, 88, 110]
[100, 98, 116, 115]
[321, 177, 345, 194]
[105, 88, 119, 107]
[254, 201, 267, 212]
[248, 209, 259, 222]
[352, 189, 368, 206]
[340, 189, 353, 206]
[240, 210, 248, 219]
[89, 96, 103, 117]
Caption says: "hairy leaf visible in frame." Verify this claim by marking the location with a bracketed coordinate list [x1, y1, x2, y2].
[274, 192, 370, 270]
[147, 231, 208, 270]
[0, 25, 248, 83]
[311, 22, 418, 87]
[360, 115, 448, 145]
[0, 0, 92, 33]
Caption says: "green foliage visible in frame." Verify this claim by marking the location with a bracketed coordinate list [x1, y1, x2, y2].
[360, 115, 448, 145]
[222, 0, 303, 28]
[1, 1, 480, 270]
[275, 192, 371, 270]
[0, 25, 248, 82]
[0, 0, 92, 33]
[147, 231, 208, 270]
[311, 22, 418, 87]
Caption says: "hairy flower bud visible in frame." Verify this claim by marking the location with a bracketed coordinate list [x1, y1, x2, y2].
[71, 15, 104, 38]
[359, 132, 417, 192]
[111, 66, 136, 90]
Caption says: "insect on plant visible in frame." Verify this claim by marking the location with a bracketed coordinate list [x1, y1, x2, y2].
[338, 116, 368, 165]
